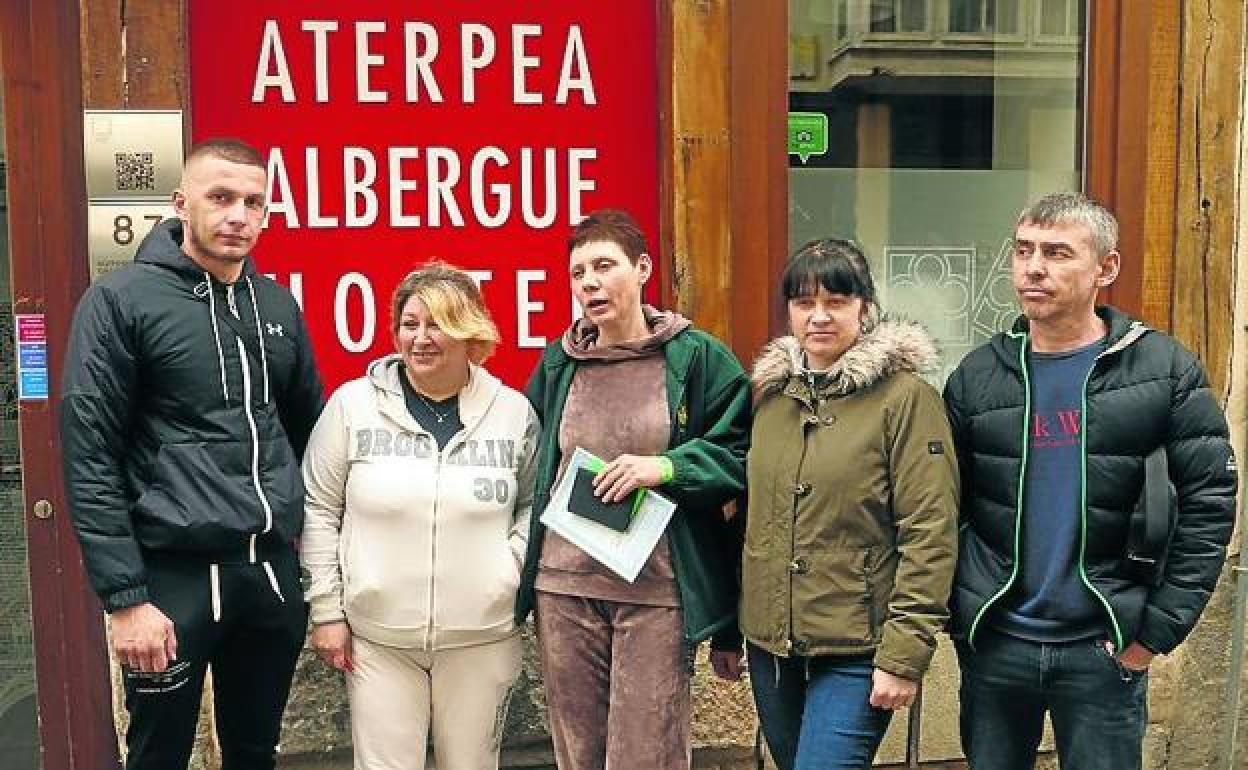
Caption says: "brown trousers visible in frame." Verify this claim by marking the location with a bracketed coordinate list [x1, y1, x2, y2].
[535, 591, 692, 770]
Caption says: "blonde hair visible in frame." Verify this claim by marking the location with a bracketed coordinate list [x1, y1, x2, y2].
[391, 262, 500, 364]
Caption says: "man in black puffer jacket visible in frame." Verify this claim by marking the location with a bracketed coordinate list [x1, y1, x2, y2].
[943, 192, 1236, 770]
[60, 138, 324, 770]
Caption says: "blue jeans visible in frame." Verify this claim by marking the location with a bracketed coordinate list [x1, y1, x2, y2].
[747, 644, 892, 770]
[956, 630, 1148, 770]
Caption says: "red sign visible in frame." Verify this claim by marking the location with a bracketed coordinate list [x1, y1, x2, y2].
[188, 2, 660, 391]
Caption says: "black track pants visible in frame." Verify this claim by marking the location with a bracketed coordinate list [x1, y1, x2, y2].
[121, 548, 308, 770]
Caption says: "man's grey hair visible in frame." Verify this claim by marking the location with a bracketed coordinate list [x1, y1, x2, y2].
[1016, 192, 1119, 257]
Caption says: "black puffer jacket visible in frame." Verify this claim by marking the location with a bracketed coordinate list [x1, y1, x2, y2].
[60, 219, 324, 611]
[943, 306, 1236, 654]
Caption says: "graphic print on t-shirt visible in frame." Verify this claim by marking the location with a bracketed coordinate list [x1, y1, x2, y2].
[1031, 409, 1081, 449]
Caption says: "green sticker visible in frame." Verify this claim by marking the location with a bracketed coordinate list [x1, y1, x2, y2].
[788, 112, 828, 164]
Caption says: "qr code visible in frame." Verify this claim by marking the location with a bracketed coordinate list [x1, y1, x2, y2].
[114, 152, 156, 192]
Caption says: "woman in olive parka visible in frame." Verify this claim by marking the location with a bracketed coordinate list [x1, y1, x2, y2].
[737, 239, 959, 770]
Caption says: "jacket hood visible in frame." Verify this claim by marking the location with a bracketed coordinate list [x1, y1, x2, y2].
[135, 218, 256, 282]
[991, 305, 1150, 370]
[366, 354, 502, 431]
[751, 317, 940, 402]
[561, 305, 691, 361]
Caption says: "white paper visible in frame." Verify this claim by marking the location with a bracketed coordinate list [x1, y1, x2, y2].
[539, 447, 678, 583]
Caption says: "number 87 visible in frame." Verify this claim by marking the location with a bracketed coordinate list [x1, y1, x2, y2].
[112, 214, 165, 246]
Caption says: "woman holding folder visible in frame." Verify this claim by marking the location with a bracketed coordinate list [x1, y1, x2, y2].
[516, 209, 751, 770]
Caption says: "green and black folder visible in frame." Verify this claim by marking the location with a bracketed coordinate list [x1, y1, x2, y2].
[567, 461, 644, 533]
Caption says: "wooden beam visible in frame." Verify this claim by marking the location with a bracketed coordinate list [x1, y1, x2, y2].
[656, 1, 676, 314]
[1140, 0, 1182, 331]
[1172, 0, 1245, 398]
[80, 0, 124, 107]
[122, 0, 187, 110]
[672, 0, 732, 341]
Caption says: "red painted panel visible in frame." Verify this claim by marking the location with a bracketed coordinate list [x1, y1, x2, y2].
[188, 2, 662, 391]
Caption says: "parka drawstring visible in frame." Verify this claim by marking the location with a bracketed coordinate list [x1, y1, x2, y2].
[245, 276, 272, 404]
[210, 564, 222, 622]
[209, 561, 287, 624]
[262, 561, 285, 602]
[198, 275, 230, 404]
[199, 273, 278, 568]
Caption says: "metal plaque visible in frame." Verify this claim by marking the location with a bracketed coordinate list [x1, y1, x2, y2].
[83, 110, 183, 200]
[88, 203, 176, 281]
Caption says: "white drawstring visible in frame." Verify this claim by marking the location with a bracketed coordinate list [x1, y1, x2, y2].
[245, 277, 271, 404]
[210, 564, 222, 623]
[201, 275, 230, 404]
[262, 561, 285, 602]
[774, 654, 781, 688]
[210, 562, 285, 623]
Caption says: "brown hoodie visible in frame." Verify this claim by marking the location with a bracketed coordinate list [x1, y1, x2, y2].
[535, 306, 691, 605]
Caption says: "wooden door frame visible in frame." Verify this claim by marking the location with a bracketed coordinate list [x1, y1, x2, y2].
[0, 2, 119, 768]
[728, 1, 789, 363]
[729, 0, 1168, 355]
[1085, 0, 1177, 320]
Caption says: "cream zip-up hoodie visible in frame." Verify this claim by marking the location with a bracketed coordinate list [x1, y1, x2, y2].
[301, 355, 539, 649]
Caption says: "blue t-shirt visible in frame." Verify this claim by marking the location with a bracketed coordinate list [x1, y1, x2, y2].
[993, 337, 1108, 642]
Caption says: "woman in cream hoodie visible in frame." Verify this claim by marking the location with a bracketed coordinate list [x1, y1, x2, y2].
[301, 263, 539, 770]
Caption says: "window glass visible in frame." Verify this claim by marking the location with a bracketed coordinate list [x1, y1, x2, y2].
[788, 0, 1086, 389]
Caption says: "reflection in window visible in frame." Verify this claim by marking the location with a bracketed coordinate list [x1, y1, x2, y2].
[870, 0, 929, 33]
[949, 0, 1019, 35]
[808, 0, 851, 43]
[1039, 0, 1079, 37]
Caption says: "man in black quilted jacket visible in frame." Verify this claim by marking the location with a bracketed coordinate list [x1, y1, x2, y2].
[943, 192, 1236, 770]
[60, 138, 324, 770]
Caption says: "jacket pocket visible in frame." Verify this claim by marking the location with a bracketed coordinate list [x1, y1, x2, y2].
[740, 542, 783, 643]
[132, 441, 260, 549]
[794, 548, 876, 644]
[439, 536, 521, 632]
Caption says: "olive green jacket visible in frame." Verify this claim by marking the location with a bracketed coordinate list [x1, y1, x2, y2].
[740, 320, 959, 680]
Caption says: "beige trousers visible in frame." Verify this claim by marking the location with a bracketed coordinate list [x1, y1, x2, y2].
[347, 633, 522, 770]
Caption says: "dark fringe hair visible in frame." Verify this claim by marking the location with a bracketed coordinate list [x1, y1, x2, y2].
[781, 238, 878, 306]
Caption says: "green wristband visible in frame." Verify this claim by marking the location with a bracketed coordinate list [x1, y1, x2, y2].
[657, 456, 675, 484]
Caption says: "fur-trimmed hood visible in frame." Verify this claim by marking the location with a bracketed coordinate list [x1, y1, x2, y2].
[751, 317, 939, 402]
